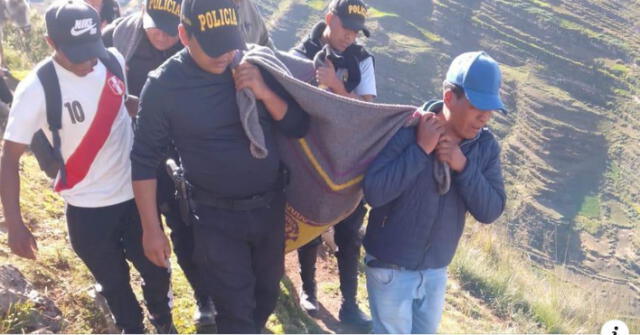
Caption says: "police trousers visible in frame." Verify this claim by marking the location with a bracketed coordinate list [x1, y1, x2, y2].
[192, 191, 286, 334]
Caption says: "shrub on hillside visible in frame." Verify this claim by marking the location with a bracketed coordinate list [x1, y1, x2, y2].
[3, 12, 50, 74]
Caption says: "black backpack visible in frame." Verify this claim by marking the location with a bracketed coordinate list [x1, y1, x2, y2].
[30, 50, 125, 185]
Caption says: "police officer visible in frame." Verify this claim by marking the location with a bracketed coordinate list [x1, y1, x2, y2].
[130, 0, 309, 333]
[104, 0, 277, 327]
[290, 0, 375, 329]
[102, 0, 183, 97]
[84, 0, 121, 27]
[102, 0, 224, 328]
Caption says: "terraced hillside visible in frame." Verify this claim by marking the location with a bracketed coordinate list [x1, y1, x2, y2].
[1, 0, 639, 333]
[257, 0, 640, 320]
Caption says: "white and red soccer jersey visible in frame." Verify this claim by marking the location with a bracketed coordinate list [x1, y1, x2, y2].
[4, 48, 134, 208]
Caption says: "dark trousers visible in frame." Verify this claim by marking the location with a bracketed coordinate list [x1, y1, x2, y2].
[158, 167, 209, 301]
[0, 76, 12, 105]
[192, 192, 286, 334]
[297, 201, 367, 304]
[66, 199, 172, 333]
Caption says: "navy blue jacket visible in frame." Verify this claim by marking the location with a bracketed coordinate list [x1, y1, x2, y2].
[363, 101, 506, 270]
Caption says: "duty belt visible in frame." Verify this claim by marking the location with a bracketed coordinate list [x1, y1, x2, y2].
[192, 166, 289, 211]
[192, 189, 278, 211]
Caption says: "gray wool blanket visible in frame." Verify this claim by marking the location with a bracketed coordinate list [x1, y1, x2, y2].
[235, 45, 449, 250]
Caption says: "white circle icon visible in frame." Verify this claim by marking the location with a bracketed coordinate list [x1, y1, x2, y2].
[601, 320, 629, 335]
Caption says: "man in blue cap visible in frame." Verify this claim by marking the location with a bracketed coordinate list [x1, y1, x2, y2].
[361, 51, 507, 333]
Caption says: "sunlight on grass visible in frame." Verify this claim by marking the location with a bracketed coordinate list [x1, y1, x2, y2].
[451, 226, 612, 333]
[367, 7, 398, 18]
[306, 0, 325, 11]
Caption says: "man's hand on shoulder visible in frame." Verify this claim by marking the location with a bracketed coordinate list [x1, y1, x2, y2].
[233, 61, 272, 101]
[417, 112, 445, 155]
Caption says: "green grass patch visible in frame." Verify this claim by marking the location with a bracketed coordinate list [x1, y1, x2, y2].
[367, 7, 398, 18]
[385, 32, 431, 53]
[578, 195, 601, 219]
[529, 0, 552, 9]
[267, 276, 324, 334]
[2, 12, 50, 72]
[306, 0, 326, 11]
[451, 227, 614, 333]
[406, 22, 442, 43]
[0, 301, 38, 334]
[576, 196, 602, 233]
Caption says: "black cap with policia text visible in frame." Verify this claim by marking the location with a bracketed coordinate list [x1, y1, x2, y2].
[329, 0, 370, 37]
[144, 0, 182, 37]
[45, 0, 109, 64]
[180, 0, 246, 58]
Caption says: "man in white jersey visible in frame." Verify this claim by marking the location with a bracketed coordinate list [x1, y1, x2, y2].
[0, 1, 174, 333]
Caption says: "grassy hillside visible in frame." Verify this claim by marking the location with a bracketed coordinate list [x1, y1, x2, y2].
[261, 0, 640, 330]
[2, 0, 639, 333]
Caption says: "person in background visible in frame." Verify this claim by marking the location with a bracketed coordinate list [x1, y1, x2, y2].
[290, 0, 375, 329]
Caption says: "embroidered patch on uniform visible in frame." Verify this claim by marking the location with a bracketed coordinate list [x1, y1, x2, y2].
[107, 76, 125, 96]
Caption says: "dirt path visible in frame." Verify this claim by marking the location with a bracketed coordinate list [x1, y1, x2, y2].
[283, 247, 367, 334]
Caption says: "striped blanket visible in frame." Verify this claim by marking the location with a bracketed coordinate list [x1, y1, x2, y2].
[236, 45, 421, 251]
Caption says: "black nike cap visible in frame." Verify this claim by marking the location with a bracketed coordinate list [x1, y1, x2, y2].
[45, 0, 108, 64]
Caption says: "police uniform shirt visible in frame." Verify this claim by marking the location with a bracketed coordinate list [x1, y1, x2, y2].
[131, 49, 309, 198]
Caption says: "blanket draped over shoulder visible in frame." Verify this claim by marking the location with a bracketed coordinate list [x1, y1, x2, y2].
[234, 45, 448, 252]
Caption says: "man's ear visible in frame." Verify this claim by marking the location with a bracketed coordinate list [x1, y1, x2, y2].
[325, 12, 333, 25]
[443, 89, 455, 109]
[45, 35, 56, 50]
[178, 24, 190, 47]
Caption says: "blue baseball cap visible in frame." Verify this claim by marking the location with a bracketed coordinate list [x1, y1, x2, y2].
[445, 51, 506, 113]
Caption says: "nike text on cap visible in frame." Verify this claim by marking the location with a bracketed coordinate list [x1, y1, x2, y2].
[329, 0, 371, 38]
[46, 0, 108, 64]
[143, 0, 182, 37]
[445, 51, 507, 113]
[180, 0, 246, 58]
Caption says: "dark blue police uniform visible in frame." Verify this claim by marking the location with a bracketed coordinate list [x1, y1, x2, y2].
[131, 48, 309, 333]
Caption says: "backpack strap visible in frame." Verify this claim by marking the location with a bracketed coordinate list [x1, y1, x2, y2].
[36, 60, 67, 185]
[99, 49, 125, 82]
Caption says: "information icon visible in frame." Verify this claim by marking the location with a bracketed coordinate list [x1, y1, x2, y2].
[601, 320, 629, 335]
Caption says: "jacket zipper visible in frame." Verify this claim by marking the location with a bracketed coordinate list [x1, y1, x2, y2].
[414, 132, 482, 268]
